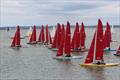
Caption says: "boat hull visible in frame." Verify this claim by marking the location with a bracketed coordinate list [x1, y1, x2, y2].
[51, 48, 58, 51]
[71, 48, 88, 52]
[53, 56, 83, 60]
[80, 63, 119, 67]
[114, 54, 120, 56]
[27, 42, 37, 45]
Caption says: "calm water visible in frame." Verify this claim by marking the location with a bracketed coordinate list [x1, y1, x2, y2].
[0, 27, 120, 80]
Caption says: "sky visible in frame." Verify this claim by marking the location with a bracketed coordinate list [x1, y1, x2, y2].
[0, 0, 120, 27]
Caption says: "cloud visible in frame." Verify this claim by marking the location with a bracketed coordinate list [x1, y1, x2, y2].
[0, 0, 120, 26]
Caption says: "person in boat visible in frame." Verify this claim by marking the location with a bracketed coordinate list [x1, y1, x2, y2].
[108, 47, 111, 50]
[96, 61, 105, 65]
[7, 27, 9, 32]
[65, 54, 71, 57]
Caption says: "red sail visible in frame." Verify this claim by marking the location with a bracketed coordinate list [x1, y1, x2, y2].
[56, 24, 65, 56]
[75, 22, 80, 49]
[51, 26, 58, 48]
[71, 26, 76, 49]
[38, 27, 42, 42]
[49, 33, 52, 44]
[57, 23, 62, 47]
[95, 19, 104, 61]
[116, 46, 120, 54]
[45, 25, 49, 43]
[11, 31, 17, 47]
[80, 22, 86, 48]
[64, 21, 71, 55]
[71, 22, 80, 49]
[33, 25, 37, 42]
[16, 26, 20, 46]
[103, 22, 111, 49]
[85, 32, 96, 63]
[11, 26, 21, 47]
[107, 22, 112, 42]
[41, 25, 45, 43]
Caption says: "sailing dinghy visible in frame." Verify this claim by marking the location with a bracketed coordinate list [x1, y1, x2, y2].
[11, 25, 21, 48]
[26, 26, 32, 37]
[27, 25, 37, 44]
[103, 22, 111, 51]
[38, 25, 45, 44]
[44, 25, 52, 47]
[50, 23, 61, 51]
[53, 22, 82, 60]
[80, 19, 119, 67]
[114, 46, 120, 56]
[79, 22, 87, 51]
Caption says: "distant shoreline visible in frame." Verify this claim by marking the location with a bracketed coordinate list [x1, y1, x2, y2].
[0, 25, 120, 30]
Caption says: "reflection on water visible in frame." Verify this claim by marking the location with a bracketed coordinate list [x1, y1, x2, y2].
[86, 67, 106, 80]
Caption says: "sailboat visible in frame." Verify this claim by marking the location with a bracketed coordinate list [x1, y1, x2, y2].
[38, 25, 45, 44]
[26, 26, 32, 37]
[11, 25, 21, 47]
[44, 25, 52, 45]
[114, 46, 120, 56]
[103, 22, 111, 51]
[50, 23, 61, 51]
[51, 26, 56, 38]
[27, 25, 37, 44]
[79, 22, 86, 51]
[111, 25, 114, 34]
[71, 22, 80, 51]
[54, 22, 82, 60]
[80, 19, 118, 67]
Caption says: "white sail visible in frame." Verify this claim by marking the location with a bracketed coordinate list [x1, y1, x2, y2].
[111, 25, 114, 33]
[51, 26, 56, 38]
[27, 26, 32, 37]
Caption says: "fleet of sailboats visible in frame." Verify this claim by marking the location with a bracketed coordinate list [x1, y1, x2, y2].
[10, 19, 119, 67]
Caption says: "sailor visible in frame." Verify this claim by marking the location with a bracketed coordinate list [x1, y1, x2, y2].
[65, 54, 71, 57]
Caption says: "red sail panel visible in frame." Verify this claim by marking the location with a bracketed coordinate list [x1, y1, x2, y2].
[106, 22, 111, 46]
[16, 26, 20, 46]
[116, 46, 120, 54]
[38, 28, 42, 42]
[11, 31, 17, 47]
[80, 22, 86, 48]
[41, 25, 45, 43]
[64, 21, 71, 55]
[56, 25, 65, 56]
[103, 22, 111, 49]
[33, 25, 36, 42]
[49, 33, 52, 44]
[57, 23, 62, 47]
[85, 32, 96, 63]
[46, 25, 49, 43]
[103, 31, 107, 49]
[107, 22, 112, 41]
[95, 19, 104, 61]
[51, 26, 57, 48]
[71, 26, 76, 49]
[75, 22, 80, 49]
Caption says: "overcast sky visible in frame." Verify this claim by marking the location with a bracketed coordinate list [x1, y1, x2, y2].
[0, 0, 120, 27]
